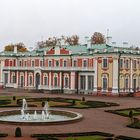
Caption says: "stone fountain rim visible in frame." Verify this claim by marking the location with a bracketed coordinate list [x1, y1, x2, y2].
[0, 109, 83, 126]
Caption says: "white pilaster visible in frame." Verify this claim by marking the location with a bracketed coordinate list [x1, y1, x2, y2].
[93, 58, 97, 92]
[130, 58, 133, 92]
[70, 72, 75, 90]
[112, 58, 118, 93]
[49, 72, 52, 89]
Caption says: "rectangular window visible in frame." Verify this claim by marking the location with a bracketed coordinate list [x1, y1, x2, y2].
[40, 60, 43, 67]
[125, 78, 129, 89]
[103, 58, 108, 68]
[29, 76, 32, 86]
[133, 60, 137, 69]
[32, 61, 35, 67]
[55, 61, 59, 67]
[24, 61, 27, 67]
[64, 60, 67, 67]
[88, 76, 94, 90]
[44, 77, 48, 85]
[12, 75, 16, 83]
[103, 77, 107, 90]
[4, 73, 8, 84]
[120, 59, 123, 69]
[80, 76, 86, 90]
[83, 60, 87, 67]
[125, 60, 129, 69]
[49, 61, 52, 67]
[73, 60, 77, 67]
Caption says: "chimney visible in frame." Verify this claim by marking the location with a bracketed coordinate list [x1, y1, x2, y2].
[112, 42, 116, 46]
[123, 42, 128, 48]
[14, 45, 17, 53]
[106, 36, 112, 45]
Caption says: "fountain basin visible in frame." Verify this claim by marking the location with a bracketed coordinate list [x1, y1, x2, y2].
[0, 109, 83, 125]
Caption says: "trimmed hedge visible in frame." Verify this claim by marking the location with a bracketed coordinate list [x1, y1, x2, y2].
[0, 133, 8, 137]
[31, 131, 114, 138]
[116, 135, 140, 140]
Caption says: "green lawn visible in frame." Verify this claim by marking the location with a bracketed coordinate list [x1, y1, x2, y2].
[116, 109, 140, 117]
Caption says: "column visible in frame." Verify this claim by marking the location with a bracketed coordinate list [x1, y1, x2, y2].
[70, 72, 75, 90]
[130, 58, 133, 92]
[93, 58, 97, 92]
[112, 58, 118, 94]
[49, 72, 52, 89]
[25, 71, 27, 88]
[16, 71, 19, 88]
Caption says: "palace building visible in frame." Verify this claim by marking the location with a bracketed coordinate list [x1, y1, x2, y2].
[0, 43, 140, 96]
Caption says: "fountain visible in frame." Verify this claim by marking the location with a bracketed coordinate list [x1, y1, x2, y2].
[0, 98, 83, 125]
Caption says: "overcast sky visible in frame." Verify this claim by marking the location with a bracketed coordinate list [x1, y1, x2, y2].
[0, 0, 140, 50]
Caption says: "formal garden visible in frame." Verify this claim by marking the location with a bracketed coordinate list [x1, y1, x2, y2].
[0, 93, 140, 139]
[0, 95, 119, 109]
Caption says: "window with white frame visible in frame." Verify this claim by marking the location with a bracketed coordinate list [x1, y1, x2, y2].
[73, 60, 77, 67]
[63, 60, 67, 67]
[28, 75, 33, 86]
[44, 76, 48, 85]
[64, 76, 69, 88]
[133, 60, 137, 69]
[125, 76, 129, 89]
[49, 60, 52, 67]
[19, 61, 22, 67]
[55, 60, 59, 67]
[102, 58, 108, 68]
[24, 61, 27, 67]
[120, 59, 123, 69]
[83, 60, 87, 67]
[40, 60, 44, 67]
[102, 75, 108, 90]
[54, 76, 58, 87]
[125, 59, 129, 69]
[32, 61, 35, 67]
[88, 76, 94, 90]
[80, 75, 86, 90]
[12, 73, 16, 83]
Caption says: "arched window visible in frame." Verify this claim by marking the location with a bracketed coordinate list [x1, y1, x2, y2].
[28, 75, 33, 86]
[125, 76, 129, 90]
[64, 76, 69, 88]
[44, 76, 48, 85]
[102, 75, 108, 90]
[54, 76, 58, 87]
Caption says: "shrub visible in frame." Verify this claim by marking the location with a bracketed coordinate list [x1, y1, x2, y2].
[72, 100, 76, 105]
[42, 101, 45, 107]
[47, 98, 50, 102]
[129, 110, 133, 122]
[13, 96, 16, 101]
[15, 127, 22, 137]
[82, 97, 85, 102]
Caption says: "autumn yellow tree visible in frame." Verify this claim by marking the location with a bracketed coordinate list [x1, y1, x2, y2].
[91, 32, 106, 44]
[4, 43, 28, 52]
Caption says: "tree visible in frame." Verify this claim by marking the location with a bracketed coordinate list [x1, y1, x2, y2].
[91, 32, 106, 44]
[4, 43, 28, 52]
[37, 37, 57, 48]
[65, 35, 79, 45]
